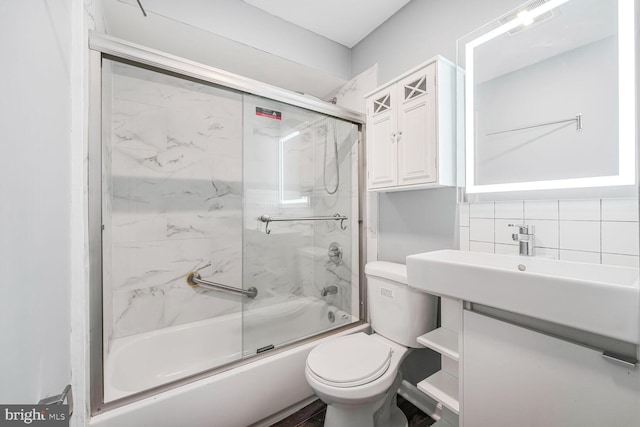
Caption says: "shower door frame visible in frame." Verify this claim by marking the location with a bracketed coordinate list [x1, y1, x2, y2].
[88, 32, 368, 415]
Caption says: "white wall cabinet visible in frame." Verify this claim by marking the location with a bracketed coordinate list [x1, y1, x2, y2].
[365, 57, 457, 191]
[463, 310, 640, 426]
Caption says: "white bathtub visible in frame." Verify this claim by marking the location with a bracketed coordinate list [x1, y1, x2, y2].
[94, 296, 365, 427]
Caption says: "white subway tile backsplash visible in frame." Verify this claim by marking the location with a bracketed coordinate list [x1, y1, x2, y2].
[559, 199, 600, 221]
[495, 244, 518, 255]
[602, 253, 640, 267]
[559, 249, 601, 264]
[524, 200, 558, 220]
[462, 198, 638, 267]
[602, 221, 639, 256]
[495, 219, 517, 245]
[525, 219, 559, 249]
[495, 201, 524, 219]
[601, 198, 639, 222]
[470, 202, 494, 218]
[534, 247, 559, 260]
[559, 221, 600, 252]
[459, 227, 470, 251]
[459, 203, 470, 226]
[470, 241, 494, 254]
[470, 218, 494, 243]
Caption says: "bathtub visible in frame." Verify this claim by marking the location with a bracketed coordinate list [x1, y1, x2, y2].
[94, 296, 366, 427]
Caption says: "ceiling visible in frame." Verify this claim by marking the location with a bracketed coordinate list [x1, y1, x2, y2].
[241, 0, 411, 47]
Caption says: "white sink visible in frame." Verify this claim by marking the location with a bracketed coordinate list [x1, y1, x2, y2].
[407, 250, 640, 344]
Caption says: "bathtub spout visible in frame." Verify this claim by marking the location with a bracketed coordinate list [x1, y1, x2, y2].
[321, 285, 338, 297]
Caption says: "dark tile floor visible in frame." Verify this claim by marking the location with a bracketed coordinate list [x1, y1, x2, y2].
[270, 395, 435, 427]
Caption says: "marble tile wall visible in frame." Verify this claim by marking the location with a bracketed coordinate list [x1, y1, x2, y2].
[459, 198, 639, 267]
[105, 63, 362, 345]
[105, 61, 243, 339]
[242, 96, 359, 318]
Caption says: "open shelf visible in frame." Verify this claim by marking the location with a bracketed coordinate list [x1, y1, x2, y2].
[417, 327, 459, 361]
[432, 418, 455, 427]
[417, 370, 459, 414]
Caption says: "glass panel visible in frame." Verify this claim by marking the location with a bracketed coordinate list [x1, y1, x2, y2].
[100, 59, 361, 403]
[242, 95, 359, 355]
[101, 59, 244, 401]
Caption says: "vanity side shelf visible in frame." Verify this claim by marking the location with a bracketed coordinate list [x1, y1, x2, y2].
[417, 327, 459, 361]
[432, 418, 456, 427]
[417, 370, 459, 414]
[415, 296, 462, 425]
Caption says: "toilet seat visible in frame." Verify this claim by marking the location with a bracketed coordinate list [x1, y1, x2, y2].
[306, 333, 393, 388]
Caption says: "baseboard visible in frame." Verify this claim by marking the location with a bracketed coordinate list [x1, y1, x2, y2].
[398, 379, 442, 421]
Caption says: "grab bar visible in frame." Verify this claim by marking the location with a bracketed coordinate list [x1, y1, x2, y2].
[259, 213, 348, 235]
[186, 272, 257, 299]
[487, 113, 583, 136]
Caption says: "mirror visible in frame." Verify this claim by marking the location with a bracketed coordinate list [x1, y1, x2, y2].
[463, 0, 636, 193]
[279, 128, 311, 206]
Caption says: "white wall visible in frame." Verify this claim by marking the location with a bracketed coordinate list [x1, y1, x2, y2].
[0, 0, 72, 403]
[377, 188, 458, 263]
[99, 0, 350, 99]
[115, 0, 351, 80]
[352, 0, 523, 83]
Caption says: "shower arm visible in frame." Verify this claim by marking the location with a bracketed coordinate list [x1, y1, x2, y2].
[259, 213, 348, 235]
[186, 272, 257, 299]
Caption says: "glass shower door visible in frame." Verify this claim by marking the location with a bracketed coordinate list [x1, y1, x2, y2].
[101, 59, 246, 401]
[242, 94, 360, 355]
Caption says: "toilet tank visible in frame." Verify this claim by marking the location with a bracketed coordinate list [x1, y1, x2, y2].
[365, 261, 438, 348]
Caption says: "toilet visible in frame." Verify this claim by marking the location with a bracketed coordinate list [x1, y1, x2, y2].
[305, 261, 438, 427]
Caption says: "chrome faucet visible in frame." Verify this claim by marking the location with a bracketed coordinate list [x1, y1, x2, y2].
[321, 285, 338, 297]
[509, 224, 535, 256]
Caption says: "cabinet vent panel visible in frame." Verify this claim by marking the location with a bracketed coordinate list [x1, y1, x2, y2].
[373, 93, 391, 114]
[404, 76, 427, 101]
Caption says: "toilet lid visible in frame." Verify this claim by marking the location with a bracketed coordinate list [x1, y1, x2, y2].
[307, 333, 392, 388]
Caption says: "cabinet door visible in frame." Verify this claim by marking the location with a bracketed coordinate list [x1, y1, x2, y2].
[463, 310, 640, 427]
[397, 65, 437, 186]
[367, 89, 397, 189]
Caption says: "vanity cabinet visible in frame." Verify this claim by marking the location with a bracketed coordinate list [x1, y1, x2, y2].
[463, 310, 640, 426]
[365, 57, 457, 191]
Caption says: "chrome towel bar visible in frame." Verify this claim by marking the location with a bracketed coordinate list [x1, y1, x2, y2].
[186, 272, 257, 299]
[487, 113, 583, 136]
[259, 213, 348, 235]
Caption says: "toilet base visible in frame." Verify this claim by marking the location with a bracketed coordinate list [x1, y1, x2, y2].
[321, 373, 407, 427]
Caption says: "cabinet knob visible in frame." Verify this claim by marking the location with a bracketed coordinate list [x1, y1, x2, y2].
[391, 132, 397, 142]
[397, 131, 402, 141]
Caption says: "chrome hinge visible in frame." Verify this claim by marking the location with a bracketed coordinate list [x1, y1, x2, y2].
[38, 384, 73, 417]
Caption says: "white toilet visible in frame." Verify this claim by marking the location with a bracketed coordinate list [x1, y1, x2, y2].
[305, 261, 438, 427]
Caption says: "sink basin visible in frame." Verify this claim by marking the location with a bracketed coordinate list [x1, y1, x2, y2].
[407, 250, 640, 344]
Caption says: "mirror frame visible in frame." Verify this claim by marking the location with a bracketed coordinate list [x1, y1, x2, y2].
[465, 0, 636, 194]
